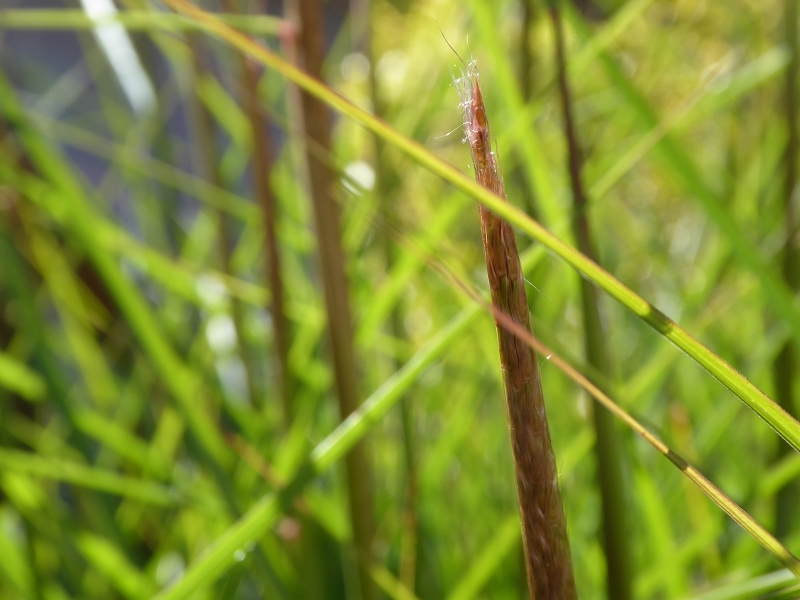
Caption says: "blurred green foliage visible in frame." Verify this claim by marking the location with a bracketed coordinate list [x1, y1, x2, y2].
[0, 0, 799, 599]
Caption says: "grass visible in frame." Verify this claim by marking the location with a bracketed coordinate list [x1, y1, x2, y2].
[1, 0, 800, 599]
[457, 56, 577, 598]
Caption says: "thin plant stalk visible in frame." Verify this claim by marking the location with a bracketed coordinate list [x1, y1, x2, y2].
[774, 0, 800, 538]
[287, 0, 377, 598]
[220, 0, 292, 420]
[519, 0, 536, 103]
[188, 35, 257, 407]
[456, 61, 578, 600]
[551, 5, 632, 599]
[444, 266, 800, 579]
[160, 0, 800, 456]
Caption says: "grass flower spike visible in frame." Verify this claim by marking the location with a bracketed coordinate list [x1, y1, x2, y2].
[456, 60, 578, 600]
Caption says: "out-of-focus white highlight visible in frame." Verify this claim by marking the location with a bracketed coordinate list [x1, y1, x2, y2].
[375, 50, 408, 99]
[79, 0, 156, 116]
[195, 274, 229, 311]
[343, 160, 375, 194]
[340, 52, 370, 84]
[206, 314, 238, 355]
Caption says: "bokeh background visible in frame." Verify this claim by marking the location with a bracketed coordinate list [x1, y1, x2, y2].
[0, 0, 799, 598]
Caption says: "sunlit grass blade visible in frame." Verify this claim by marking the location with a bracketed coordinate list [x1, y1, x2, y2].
[684, 569, 799, 600]
[441, 270, 800, 578]
[564, 5, 800, 360]
[0, 9, 282, 35]
[76, 533, 157, 600]
[159, 0, 800, 456]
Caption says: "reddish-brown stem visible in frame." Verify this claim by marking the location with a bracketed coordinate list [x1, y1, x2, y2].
[458, 63, 577, 600]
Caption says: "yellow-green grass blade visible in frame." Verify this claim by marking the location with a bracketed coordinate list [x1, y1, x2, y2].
[589, 47, 790, 201]
[0, 505, 35, 599]
[443, 515, 520, 600]
[25, 223, 120, 410]
[72, 410, 171, 480]
[0, 449, 177, 506]
[160, 0, 800, 453]
[565, 6, 800, 368]
[0, 352, 45, 402]
[0, 9, 281, 35]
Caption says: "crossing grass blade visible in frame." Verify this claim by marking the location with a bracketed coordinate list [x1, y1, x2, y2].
[159, 0, 800, 456]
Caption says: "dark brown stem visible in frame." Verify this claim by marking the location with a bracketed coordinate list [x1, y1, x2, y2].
[774, 0, 800, 538]
[519, 0, 536, 102]
[289, 0, 377, 598]
[550, 5, 632, 599]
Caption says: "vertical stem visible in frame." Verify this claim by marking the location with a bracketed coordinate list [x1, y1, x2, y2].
[550, 5, 632, 600]
[513, 0, 542, 221]
[774, 0, 800, 538]
[221, 0, 293, 422]
[458, 64, 577, 600]
[188, 35, 257, 407]
[519, 0, 536, 103]
[289, 0, 377, 598]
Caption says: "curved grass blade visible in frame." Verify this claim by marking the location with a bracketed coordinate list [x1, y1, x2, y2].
[442, 272, 800, 579]
[159, 0, 800, 454]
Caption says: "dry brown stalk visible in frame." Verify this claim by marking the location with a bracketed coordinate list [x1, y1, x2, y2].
[456, 61, 578, 600]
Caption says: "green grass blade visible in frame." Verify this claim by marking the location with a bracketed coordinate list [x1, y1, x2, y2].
[565, 6, 800, 365]
[159, 0, 800, 454]
[154, 301, 481, 600]
[77, 533, 157, 599]
[684, 569, 798, 600]
[0, 9, 281, 34]
[0, 76, 234, 469]
[0, 450, 177, 505]
[443, 515, 520, 600]
[0, 352, 46, 402]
